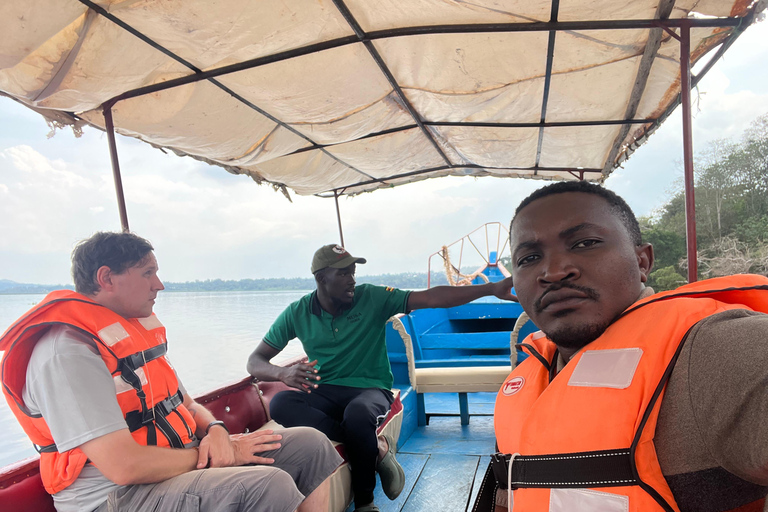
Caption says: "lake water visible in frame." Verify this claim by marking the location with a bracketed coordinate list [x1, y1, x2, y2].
[0, 291, 311, 468]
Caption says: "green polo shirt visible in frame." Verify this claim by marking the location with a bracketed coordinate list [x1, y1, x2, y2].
[263, 284, 411, 389]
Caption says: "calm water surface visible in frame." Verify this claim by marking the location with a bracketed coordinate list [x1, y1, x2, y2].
[0, 291, 310, 467]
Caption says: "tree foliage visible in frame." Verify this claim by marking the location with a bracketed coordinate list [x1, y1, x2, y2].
[644, 113, 768, 290]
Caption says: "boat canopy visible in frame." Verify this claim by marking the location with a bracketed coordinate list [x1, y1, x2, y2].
[0, 0, 764, 198]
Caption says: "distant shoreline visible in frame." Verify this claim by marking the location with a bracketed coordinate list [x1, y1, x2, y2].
[0, 271, 452, 295]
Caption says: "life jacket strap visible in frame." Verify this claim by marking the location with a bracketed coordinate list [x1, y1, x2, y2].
[121, 343, 167, 372]
[124, 390, 184, 436]
[117, 343, 169, 446]
[491, 449, 638, 489]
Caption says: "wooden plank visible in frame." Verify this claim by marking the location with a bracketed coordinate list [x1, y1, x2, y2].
[446, 303, 524, 320]
[374, 453, 429, 512]
[400, 416, 496, 457]
[346, 453, 429, 512]
[401, 454, 480, 512]
[468, 455, 491, 510]
[416, 356, 511, 368]
[419, 332, 512, 349]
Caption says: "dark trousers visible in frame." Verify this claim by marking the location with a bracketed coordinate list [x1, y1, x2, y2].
[270, 384, 394, 507]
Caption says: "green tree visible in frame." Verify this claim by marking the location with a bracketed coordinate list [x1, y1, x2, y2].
[647, 266, 686, 292]
[642, 227, 686, 272]
[643, 112, 768, 281]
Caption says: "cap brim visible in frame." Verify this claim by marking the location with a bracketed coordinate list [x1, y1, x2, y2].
[328, 256, 367, 268]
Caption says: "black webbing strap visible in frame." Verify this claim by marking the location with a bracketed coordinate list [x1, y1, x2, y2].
[117, 343, 168, 446]
[121, 343, 167, 372]
[491, 449, 638, 489]
[471, 459, 499, 512]
[124, 390, 185, 448]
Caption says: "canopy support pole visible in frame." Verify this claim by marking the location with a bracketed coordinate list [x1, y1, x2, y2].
[103, 105, 130, 233]
[680, 21, 698, 282]
[334, 191, 345, 247]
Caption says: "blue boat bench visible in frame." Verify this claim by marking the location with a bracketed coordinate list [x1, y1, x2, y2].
[386, 303, 533, 426]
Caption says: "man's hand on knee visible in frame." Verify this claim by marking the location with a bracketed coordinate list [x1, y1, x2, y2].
[197, 426, 237, 468]
[231, 430, 283, 465]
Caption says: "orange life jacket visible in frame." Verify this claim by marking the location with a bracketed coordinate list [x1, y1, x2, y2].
[0, 290, 197, 495]
[494, 275, 768, 512]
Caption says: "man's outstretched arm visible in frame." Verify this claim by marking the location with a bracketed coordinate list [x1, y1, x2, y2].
[247, 341, 320, 393]
[406, 275, 517, 311]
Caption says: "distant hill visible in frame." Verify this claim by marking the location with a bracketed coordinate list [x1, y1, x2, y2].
[0, 280, 73, 294]
[163, 272, 450, 292]
[0, 272, 452, 294]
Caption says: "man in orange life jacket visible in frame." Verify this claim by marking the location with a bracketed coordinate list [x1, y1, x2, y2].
[0, 232, 342, 512]
[486, 181, 768, 512]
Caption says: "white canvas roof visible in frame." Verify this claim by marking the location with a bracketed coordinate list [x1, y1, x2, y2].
[0, 0, 764, 197]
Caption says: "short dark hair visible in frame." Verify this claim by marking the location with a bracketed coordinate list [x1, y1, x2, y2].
[71, 232, 154, 295]
[511, 181, 642, 246]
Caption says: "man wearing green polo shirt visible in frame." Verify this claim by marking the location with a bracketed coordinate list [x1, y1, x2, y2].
[247, 244, 515, 512]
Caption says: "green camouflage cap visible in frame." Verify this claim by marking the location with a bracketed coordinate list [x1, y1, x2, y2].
[311, 244, 367, 274]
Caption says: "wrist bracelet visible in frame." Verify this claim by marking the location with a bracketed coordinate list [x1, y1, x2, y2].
[205, 420, 229, 435]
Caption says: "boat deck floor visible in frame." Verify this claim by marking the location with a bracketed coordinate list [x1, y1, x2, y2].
[347, 392, 497, 512]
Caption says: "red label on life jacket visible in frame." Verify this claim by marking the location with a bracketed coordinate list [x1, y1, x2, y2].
[502, 376, 525, 395]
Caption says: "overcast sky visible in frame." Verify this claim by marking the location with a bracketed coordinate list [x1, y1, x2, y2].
[1, 20, 767, 285]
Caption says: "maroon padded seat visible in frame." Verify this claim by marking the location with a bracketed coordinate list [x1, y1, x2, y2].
[0, 457, 54, 512]
[196, 377, 271, 434]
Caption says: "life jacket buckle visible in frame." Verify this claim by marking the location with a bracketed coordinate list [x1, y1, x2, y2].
[34, 442, 58, 454]
[155, 397, 174, 416]
[491, 452, 511, 488]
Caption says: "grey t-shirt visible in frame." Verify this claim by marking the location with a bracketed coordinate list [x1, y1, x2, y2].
[22, 324, 187, 512]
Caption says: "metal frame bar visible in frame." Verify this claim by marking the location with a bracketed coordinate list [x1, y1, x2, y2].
[103, 106, 130, 232]
[334, 191, 346, 247]
[331, 0, 451, 167]
[283, 118, 654, 160]
[602, 0, 675, 175]
[366, 17, 743, 40]
[316, 163, 603, 197]
[534, 0, 560, 173]
[679, 22, 698, 282]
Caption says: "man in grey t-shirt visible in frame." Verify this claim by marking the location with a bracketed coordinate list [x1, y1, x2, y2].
[4, 232, 342, 512]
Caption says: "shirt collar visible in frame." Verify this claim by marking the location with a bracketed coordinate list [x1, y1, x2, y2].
[310, 290, 322, 317]
[311, 288, 358, 317]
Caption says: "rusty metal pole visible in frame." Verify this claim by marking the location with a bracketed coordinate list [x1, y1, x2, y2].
[103, 105, 130, 233]
[680, 21, 698, 282]
[334, 190, 345, 247]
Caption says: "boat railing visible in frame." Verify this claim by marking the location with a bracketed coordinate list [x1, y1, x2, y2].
[427, 222, 511, 288]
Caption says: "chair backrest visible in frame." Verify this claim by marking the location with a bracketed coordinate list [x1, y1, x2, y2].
[510, 311, 531, 366]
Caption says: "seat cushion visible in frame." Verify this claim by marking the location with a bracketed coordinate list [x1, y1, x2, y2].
[413, 366, 511, 393]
